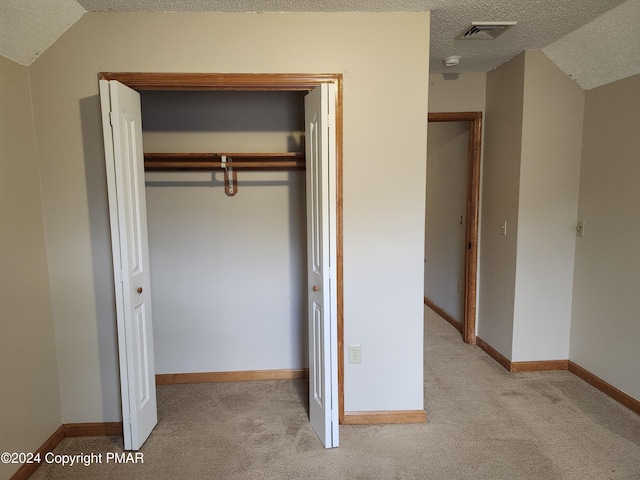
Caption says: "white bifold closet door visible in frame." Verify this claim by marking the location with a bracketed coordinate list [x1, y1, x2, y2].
[305, 83, 338, 448]
[99, 79, 157, 451]
[99, 79, 338, 449]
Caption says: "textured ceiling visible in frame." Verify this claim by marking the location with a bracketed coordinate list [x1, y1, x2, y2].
[427, 0, 625, 75]
[0, 0, 85, 66]
[0, 0, 636, 90]
[542, 0, 640, 90]
[77, 0, 428, 12]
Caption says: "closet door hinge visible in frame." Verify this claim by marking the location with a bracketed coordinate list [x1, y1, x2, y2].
[109, 111, 115, 126]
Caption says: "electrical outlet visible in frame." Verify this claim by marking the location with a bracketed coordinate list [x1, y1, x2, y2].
[348, 345, 361, 364]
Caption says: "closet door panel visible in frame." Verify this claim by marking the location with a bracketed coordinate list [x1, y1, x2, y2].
[100, 79, 158, 451]
[305, 83, 338, 448]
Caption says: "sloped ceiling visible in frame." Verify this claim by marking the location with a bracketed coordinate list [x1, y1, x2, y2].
[0, 0, 636, 90]
[427, 0, 624, 75]
[0, 0, 85, 66]
[542, 0, 640, 90]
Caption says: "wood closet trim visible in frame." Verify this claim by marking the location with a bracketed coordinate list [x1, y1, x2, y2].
[99, 72, 345, 424]
[99, 72, 340, 91]
[428, 112, 482, 345]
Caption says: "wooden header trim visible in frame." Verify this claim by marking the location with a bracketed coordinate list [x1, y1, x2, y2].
[99, 72, 342, 91]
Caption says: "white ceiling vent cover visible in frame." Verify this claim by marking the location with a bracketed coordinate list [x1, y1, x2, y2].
[456, 22, 517, 40]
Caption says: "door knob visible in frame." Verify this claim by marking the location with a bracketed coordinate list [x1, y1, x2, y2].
[312, 285, 319, 292]
[137, 287, 143, 294]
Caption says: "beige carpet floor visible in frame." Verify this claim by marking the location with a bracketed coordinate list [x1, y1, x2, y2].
[29, 307, 640, 479]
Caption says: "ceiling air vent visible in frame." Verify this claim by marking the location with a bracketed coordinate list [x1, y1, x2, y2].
[456, 22, 517, 40]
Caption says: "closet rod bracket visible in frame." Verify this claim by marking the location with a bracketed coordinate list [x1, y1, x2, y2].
[221, 155, 237, 196]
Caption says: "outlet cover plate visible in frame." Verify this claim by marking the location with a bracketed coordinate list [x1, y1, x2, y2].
[348, 345, 361, 364]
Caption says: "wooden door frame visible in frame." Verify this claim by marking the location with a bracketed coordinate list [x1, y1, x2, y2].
[99, 72, 345, 422]
[427, 112, 482, 345]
